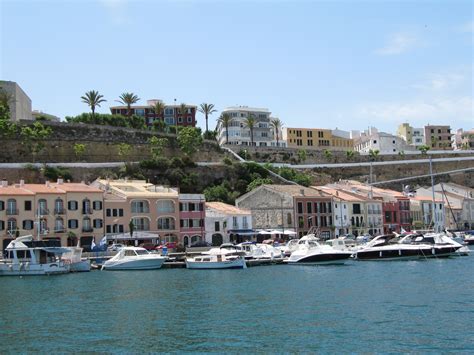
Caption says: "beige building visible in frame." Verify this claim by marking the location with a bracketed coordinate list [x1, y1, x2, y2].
[0, 80, 32, 121]
[93, 179, 181, 245]
[0, 179, 104, 251]
[282, 127, 353, 151]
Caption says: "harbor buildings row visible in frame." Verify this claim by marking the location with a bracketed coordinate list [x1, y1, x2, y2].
[1, 179, 473, 250]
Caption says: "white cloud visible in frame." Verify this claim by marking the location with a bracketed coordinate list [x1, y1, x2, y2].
[375, 32, 420, 55]
[99, 0, 131, 25]
[357, 96, 473, 127]
[412, 70, 468, 92]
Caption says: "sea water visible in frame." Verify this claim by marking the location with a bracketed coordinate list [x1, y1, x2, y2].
[1, 255, 473, 353]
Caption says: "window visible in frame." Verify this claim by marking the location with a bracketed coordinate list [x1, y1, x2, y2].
[187, 116, 192, 123]
[106, 209, 111, 217]
[297, 202, 303, 214]
[157, 200, 175, 213]
[373, 140, 377, 144]
[287, 213, 292, 225]
[243, 216, 248, 229]
[307, 202, 312, 214]
[24, 201, 32, 211]
[68, 219, 78, 229]
[131, 200, 150, 213]
[353, 204, 361, 214]
[55, 217, 65, 232]
[131, 217, 149, 231]
[165, 117, 175, 125]
[135, 109, 145, 116]
[178, 116, 183, 123]
[0, 220, 4, 230]
[6, 199, 17, 215]
[54, 198, 64, 214]
[215, 221, 220, 232]
[93, 201, 103, 210]
[23, 220, 34, 230]
[164, 108, 174, 115]
[93, 219, 103, 229]
[189, 203, 195, 211]
[298, 216, 304, 228]
[68, 200, 78, 211]
[7, 218, 17, 231]
[82, 199, 92, 214]
[82, 217, 92, 232]
[157, 217, 175, 230]
[106, 225, 111, 234]
[233, 216, 238, 228]
[307, 131, 313, 138]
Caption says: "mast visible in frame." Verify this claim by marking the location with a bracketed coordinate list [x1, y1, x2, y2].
[429, 156, 437, 231]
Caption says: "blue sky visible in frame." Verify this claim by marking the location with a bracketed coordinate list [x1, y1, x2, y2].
[1, 0, 472, 133]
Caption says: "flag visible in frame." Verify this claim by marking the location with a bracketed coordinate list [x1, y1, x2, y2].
[99, 236, 107, 246]
[91, 238, 97, 250]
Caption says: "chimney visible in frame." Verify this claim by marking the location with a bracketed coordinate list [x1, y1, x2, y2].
[300, 189, 305, 196]
[57, 178, 64, 185]
[45, 181, 50, 187]
[20, 179, 25, 187]
[1, 180, 7, 187]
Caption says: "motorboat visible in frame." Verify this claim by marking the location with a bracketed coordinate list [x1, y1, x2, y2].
[237, 242, 283, 260]
[281, 238, 300, 257]
[186, 247, 247, 269]
[0, 235, 70, 276]
[101, 247, 165, 270]
[409, 233, 465, 257]
[62, 247, 91, 272]
[287, 234, 353, 265]
[463, 231, 474, 245]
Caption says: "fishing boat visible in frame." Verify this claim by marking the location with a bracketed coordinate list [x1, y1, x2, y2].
[186, 248, 246, 269]
[287, 234, 353, 265]
[101, 247, 165, 270]
[0, 235, 70, 276]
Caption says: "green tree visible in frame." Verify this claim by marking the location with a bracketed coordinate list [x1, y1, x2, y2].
[218, 113, 232, 144]
[81, 90, 106, 120]
[246, 178, 273, 192]
[117, 143, 132, 160]
[177, 127, 203, 155]
[152, 119, 167, 133]
[117, 92, 140, 118]
[148, 136, 168, 159]
[346, 150, 355, 159]
[198, 103, 217, 133]
[20, 122, 52, 162]
[73, 143, 86, 159]
[418, 144, 431, 155]
[150, 100, 166, 127]
[244, 113, 256, 146]
[203, 184, 238, 204]
[323, 149, 333, 161]
[129, 220, 135, 237]
[0, 88, 15, 115]
[178, 103, 188, 135]
[297, 149, 307, 163]
[368, 149, 380, 160]
[270, 118, 283, 147]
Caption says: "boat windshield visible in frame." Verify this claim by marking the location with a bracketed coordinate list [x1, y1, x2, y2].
[135, 249, 149, 256]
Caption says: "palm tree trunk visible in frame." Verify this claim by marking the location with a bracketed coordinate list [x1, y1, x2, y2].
[91, 106, 95, 121]
[276, 132, 279, 147]
[226, 124, 229, 144]
[127, 104, 131, 118]
[251, 128, 254, 146]
[205, 113, 209, 132]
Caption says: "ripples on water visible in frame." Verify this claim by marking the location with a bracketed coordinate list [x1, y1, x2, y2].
[1, 257, 473, 353]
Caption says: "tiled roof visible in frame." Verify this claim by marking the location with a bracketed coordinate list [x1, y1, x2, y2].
[313, 186, 374, 202]
[265, 185, 332, 198]
[206, 202, 250, 215]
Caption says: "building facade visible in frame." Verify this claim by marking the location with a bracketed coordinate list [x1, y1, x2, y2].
[397, 123, 425, 147]
[217, 106, 284, 147]
[352, 127, 415, 154]
[93, 179, 181, 245]
[0, 179, 104, 251]
[408, 196, 445, 232]
[282, 128, 353, 151]
[110, 99, 197, 128]
[205, 202, 252, 245]
[0, 80, 32, 121]
[179, 194, 206, 247]
[423, 125, 452, 149]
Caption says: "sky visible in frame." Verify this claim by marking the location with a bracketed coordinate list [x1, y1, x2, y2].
[1, 0, 473, 133]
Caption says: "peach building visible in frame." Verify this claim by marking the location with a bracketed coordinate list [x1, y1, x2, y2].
[0, 179, 104, 251]
[93, 179, 181, 245]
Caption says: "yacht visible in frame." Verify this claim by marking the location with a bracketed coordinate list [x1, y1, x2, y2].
[101, 247, 165, 270]
[237, 242, 284, 260]
[0, 235, 70, 276]
[186, 248, 247, 269]
[406, 233, 465, 257]
[287, 234, 353, 265]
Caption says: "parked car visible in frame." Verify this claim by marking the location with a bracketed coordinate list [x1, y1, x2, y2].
[190, 241, 211, 248]
[107, 243, 125, 251]
[139, 243, 159, 251]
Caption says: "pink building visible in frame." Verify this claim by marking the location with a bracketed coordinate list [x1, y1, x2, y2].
[179, 194, 206, 247]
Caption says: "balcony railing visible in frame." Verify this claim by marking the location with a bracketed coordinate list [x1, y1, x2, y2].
[131, 208, 150, 214]
[82, 226, 93, 232]
[54, 207, 65, 215]
[6, 209, 19, 215]
[82, 208, 92, 215]
[54, 227, 66, 233]
[37, 208, 49, 216]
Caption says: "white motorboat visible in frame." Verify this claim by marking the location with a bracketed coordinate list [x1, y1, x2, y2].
[62, 247, 91, 272]
[186, 248, 247, 269]
[287, 234, 353, 265]
[101, 247, 165, 270]
[0, 235, 70, 276]
[238, 242, 284, 260]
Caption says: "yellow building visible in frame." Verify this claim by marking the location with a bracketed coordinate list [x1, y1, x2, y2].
[282, 128, 353, 150]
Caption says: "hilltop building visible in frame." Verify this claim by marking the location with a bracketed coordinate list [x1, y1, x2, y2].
[0, 80, 32, 122]
[352, 127, 415, 154]
[282, 128, 353, 151]
[110, 99, 197, 128]
[0, 179, 104, 251]
[216, 106, 284, 147]
[424, 125, 452, 149]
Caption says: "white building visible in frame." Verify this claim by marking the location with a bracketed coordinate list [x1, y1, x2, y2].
[352, 127, 415, 154]
[217, 106, 285, 147]
[205, 202, 253, 245]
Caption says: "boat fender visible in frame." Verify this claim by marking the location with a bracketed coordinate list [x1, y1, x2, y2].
[379, 251, 382, 258]
[432, 248, 435, 255]
[25, 262, 30, 270]
[19, 262, 24, 270]
[8, 264, 13, 271]
[399, 250, 402, 256]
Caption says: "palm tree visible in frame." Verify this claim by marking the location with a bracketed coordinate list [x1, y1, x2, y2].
[218, 113, 232, 144]
[198, 103, 217, 133]
[150, 101, 166, 125]
[270, 118, 283, 147]
[117, 92, 140, 118]
[244, 113, 256, 146]
[81, 90, 106, 120]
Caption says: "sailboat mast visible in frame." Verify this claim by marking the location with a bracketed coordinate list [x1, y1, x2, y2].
[429, 156, 437, 231]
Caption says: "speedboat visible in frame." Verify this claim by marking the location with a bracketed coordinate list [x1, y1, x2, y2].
[287, 234, 353, 265]
[62, 247, 91, 272]
[237, 242, 284, 260]
[409, 233, 464, 257]
[101, 247, 165, 270]
[0, 235, 70, 276]
[186, 248, 247, 269]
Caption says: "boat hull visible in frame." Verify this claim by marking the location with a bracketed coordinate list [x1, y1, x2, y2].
[355, 245, 461, 260]
[102, 257, 165, 270]
[70, 260, 91, 272]
[0, 262, 70, 276]
[288, 252, 353, 265]
[186, 258, 246, 269]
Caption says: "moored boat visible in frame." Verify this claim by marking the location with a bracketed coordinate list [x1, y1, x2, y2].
[186, 248, 246, 269]
[101, 247, 165, 270]
[287, 234, 353, 265]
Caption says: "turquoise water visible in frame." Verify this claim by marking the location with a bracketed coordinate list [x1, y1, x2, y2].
[1, 256, 473, 353]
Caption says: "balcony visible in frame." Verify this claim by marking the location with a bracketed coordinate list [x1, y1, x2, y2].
[6, 209, 19, 215]
[37, 208, 49, 216]
[82, 226, 93, 233]
[82, 208, 92, 215]
[54, 207, 65, 215]
[54, 227, 66, 233]
[131, 208, 150, 214]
